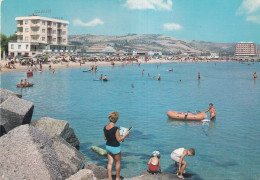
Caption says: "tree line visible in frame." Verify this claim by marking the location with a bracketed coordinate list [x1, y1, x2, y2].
[1, 33, 17, 57]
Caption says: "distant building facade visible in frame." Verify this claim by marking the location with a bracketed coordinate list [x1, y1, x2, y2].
[8, 15, 76, 57]
[235, 42, 257, 56]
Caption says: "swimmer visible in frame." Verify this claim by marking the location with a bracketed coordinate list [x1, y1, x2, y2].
[103, 75, 108, 81]
[158, 74, 161, 81]
[142, 69, 144, 75]
[148, 73, 151, 77]
[99, 74, 103, 80]
[153, 76, 156, 79]
[253, 72, 257, 79]
[179, 80, 182, 83]
[198, 72, 200, 79]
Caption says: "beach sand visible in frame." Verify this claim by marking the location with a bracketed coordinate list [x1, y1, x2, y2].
[0, 59, 225, 74]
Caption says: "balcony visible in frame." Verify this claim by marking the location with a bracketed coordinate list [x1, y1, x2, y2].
[31, 31, 40, 36]
[31, 23, 40, 27]
[47, 24, 52, 28]
[17, 24, 23, 27]
[16, 32, 23, 35]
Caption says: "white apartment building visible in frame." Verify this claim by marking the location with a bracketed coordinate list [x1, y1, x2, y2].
[8, 15, 76, 57]
[234, 42, 257, 57]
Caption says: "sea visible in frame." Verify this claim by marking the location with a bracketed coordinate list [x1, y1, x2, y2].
[1, 61, 260, 180]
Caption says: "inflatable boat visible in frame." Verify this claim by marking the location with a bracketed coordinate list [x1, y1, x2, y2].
[27, 71, 33, 77]
[17, 83, 34, 88]
[167, 111, 206, 120]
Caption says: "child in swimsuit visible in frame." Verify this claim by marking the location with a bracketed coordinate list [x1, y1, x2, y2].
[147, 151, 161, 173]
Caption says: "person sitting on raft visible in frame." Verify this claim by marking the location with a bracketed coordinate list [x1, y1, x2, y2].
[147, 151, 162, 174]
[253, 72, 258, 79]
[103, 75, 108, 81]
[99, 74, 103, 80]
[24, 79, 28, 85]
[20, 80, 23, 86]
[204, 103, 216, 120]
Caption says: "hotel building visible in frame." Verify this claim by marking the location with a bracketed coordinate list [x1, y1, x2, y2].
[8, 15, 75, 57]
[234, 42, 257, 57]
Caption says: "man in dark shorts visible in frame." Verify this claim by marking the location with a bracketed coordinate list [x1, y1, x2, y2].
[204, 103, 216, 120]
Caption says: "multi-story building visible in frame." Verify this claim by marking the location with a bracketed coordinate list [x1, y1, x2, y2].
[234, 42, 257, 57]
[8, 14, 76, 57]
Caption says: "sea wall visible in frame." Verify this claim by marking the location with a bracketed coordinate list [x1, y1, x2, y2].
[0, 88, 179, 180]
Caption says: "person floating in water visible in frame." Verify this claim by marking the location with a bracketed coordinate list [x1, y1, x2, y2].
[171, 148, 195, 179]
[198, 72, 200, 79]
[103, 75, 108, 81]
[99, 74, 103, 80]
[147, 151, 162, 174]
[253, 72, 258, 79]
[153, 76, 156, 79]
[158, 74, 161, 81]
[204, 103, 216, 120]
[179, 80, 182, 83]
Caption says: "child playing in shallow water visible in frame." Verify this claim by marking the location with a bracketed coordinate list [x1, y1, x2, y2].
[147, 151, 161, 173]
[171, 148, 195, 179]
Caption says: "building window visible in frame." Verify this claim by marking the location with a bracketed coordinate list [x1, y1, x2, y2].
[26, 44, 29, 49]
[11, 44, 14, 49]
[53, 38, 56, 42]
[42, 21, 45, 25]
[25, 20, 28, 25]
[52, 30, 56, 34]
[63, 39, 66, 43]
[25, 37, 28, 41]
[42, 29, 45, 33]
[53, 22, 56, 26]
[63, 24, 66, 27]
[42, 37, 45, 41]
[25, 28, 29, 33]
[62, 31, 66, 35]
[18, 45, 21, 49]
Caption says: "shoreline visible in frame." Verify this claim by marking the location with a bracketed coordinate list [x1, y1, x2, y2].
[0, 59, 234, 74]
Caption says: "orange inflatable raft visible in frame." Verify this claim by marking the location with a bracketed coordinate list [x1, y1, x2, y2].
[167, 111, 206, 120]
[17, 83, 34, 88]
[27, 71, 33, 77]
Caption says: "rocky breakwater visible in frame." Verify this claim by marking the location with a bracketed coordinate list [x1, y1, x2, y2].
[0, 88, 180, 180]
[0, 88, 34, 136]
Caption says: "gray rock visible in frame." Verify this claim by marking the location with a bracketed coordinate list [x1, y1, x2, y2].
[52, 136, 85, 179]
[0, 125, 64, 180]
[128, 170, 178, 180]
[66, 169, 96, 180]
[84, 162, 108, 179]
[30, 117, 80, 149]
[0, 96, 34, 136]
[0, 88, 22, 103]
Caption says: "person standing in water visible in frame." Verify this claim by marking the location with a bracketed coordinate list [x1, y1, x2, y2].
[99, 74, 103, 80]
[204, 103, 216, 120]
[198, 72, 200, 79]
[253, 72, 257, 79]
[158, 74, 161, 81]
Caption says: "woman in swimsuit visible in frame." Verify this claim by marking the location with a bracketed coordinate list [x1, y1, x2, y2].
[104, 112, 129, 180]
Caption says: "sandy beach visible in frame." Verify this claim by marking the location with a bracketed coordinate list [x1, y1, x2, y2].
[0, 58, 228, 74]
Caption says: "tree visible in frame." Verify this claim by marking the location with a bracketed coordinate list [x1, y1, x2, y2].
[1, 33, 17, 57]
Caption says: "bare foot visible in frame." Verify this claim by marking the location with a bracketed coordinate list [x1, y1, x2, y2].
[177, 174, 184, 179]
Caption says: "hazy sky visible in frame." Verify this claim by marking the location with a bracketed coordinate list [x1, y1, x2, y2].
[1, 0, 260, 43]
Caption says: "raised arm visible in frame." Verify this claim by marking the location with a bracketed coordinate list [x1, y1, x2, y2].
[115, 129, 129, 142]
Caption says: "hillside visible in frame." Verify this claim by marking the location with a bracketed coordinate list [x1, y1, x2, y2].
[68, 34, 235, 55]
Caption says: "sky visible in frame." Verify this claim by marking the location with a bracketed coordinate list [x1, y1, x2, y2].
[1, 0, 260, 43]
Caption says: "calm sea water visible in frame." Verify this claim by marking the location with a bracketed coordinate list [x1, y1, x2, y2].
[1, 62, 260, 180]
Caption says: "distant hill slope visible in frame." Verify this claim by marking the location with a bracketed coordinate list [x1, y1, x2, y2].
[68, 34, 235, 54]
